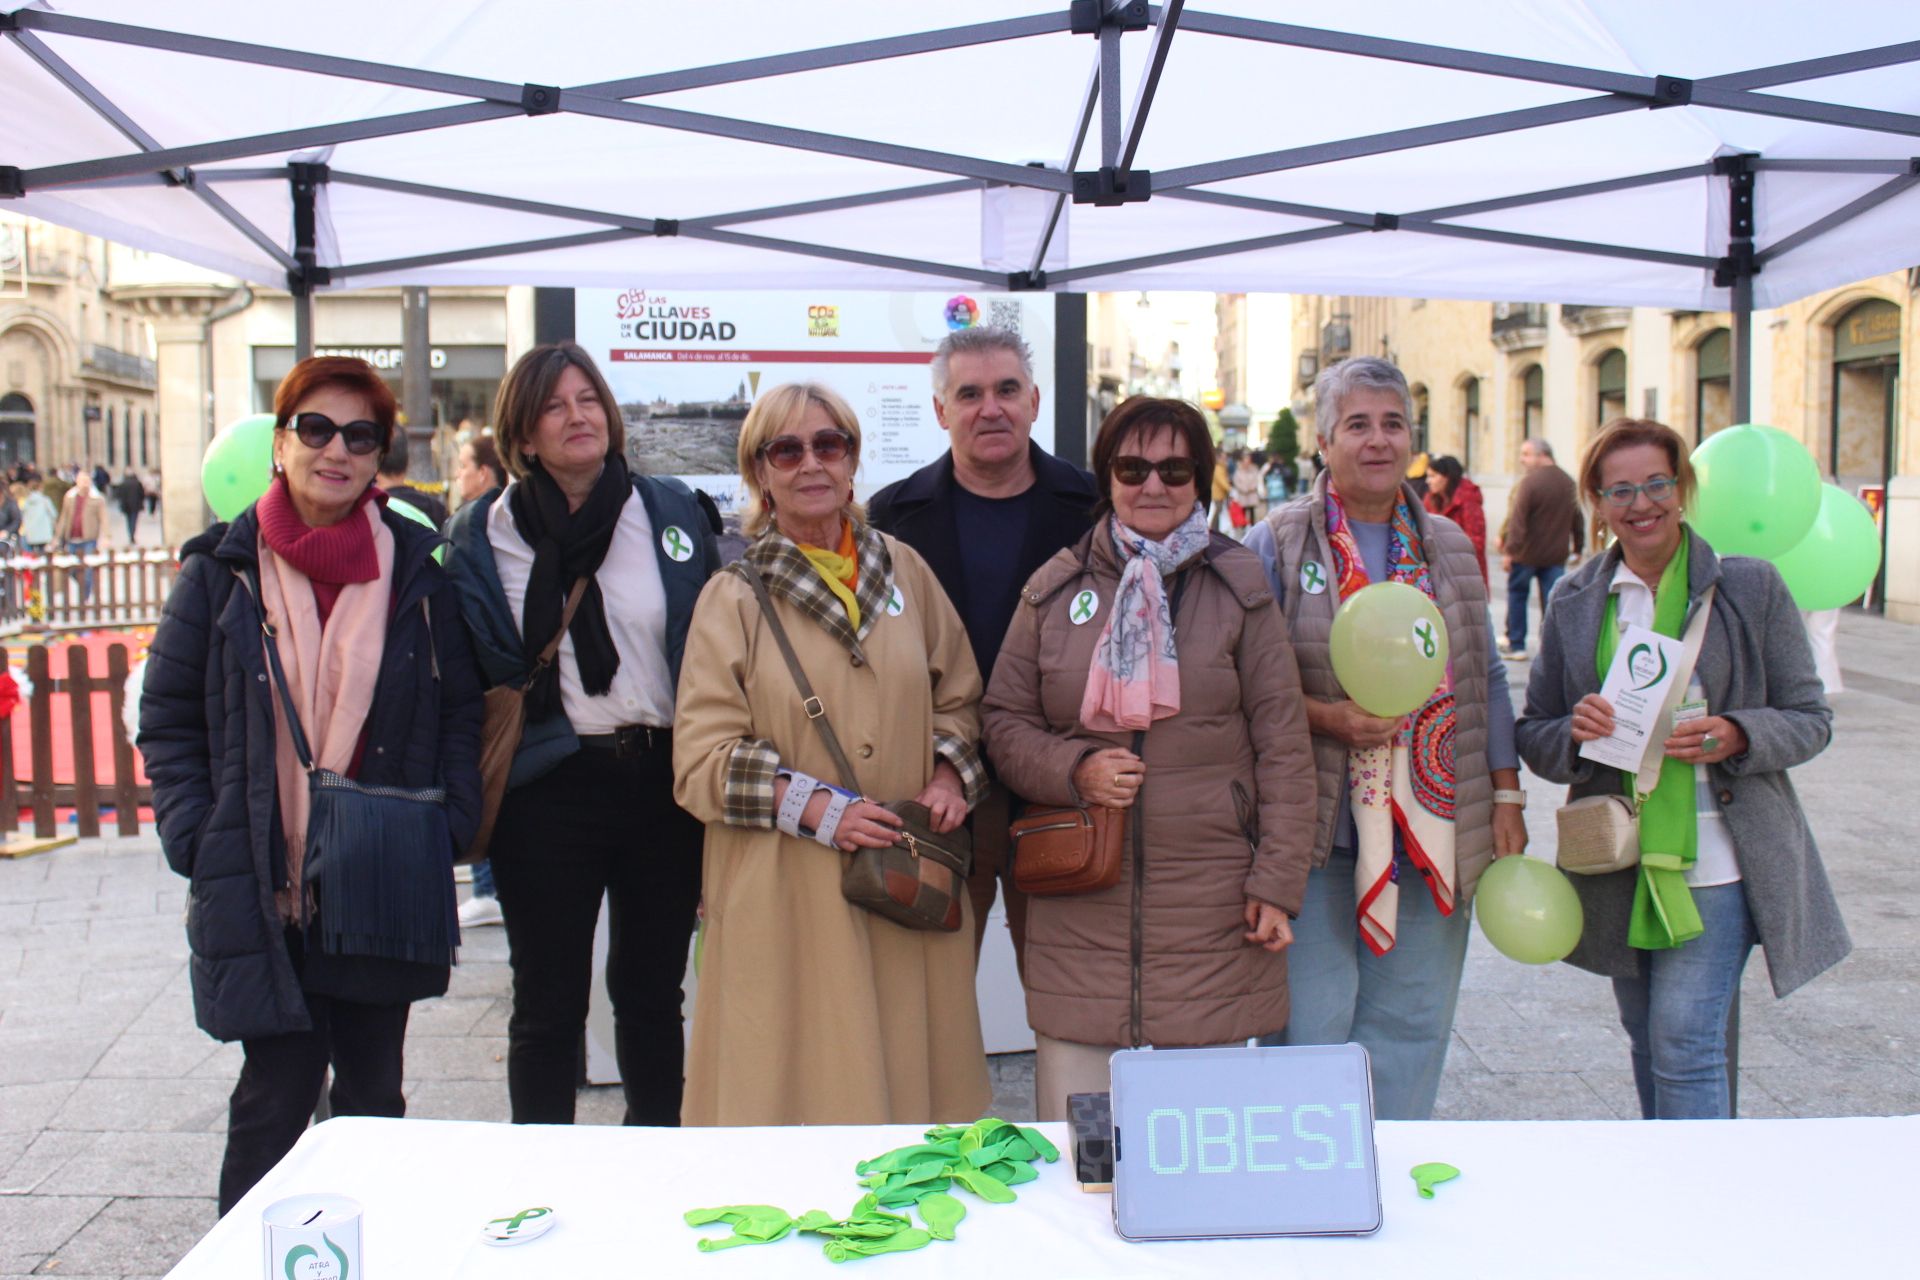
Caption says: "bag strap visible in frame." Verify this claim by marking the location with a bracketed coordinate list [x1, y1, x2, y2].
[233, 565, 319, 774]
[1633, 583, 1717, 798]
[734, 562, 867, 797]
[521, 578, 590, 693]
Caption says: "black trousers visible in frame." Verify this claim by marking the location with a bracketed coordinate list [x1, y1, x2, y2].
[218, 940, 410, 1215]
[489, 735, 703, 1126]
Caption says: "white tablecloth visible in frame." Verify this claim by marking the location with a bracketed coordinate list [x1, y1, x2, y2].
[171, 1114, 1916, 1278]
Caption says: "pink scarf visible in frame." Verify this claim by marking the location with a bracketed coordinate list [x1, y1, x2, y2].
[258, 500, 393, 921]
[1078, 506, 1211, 732]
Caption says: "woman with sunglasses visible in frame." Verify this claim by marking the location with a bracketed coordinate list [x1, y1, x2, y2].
[445, 342, 719, 1127]
[982, 397, 1317, 1122]
[673, 381, 992, 1125]
[1517, 418, 1846, 1119]
[140, 356, 483, 1213]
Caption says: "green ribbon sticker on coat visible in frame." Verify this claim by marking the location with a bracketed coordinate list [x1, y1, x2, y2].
[661, 524, 694, 562]
[1301, 560, 1328, 594]
[1069, 588, 1099, 624]
[886, 585, 905, 616]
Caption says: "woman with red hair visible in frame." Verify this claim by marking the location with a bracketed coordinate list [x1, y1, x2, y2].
[140, 356, 482, 1214]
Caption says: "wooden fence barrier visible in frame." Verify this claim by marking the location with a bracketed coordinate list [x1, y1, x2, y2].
[0, 550, 179, 637]
[0, 641, 147, 839]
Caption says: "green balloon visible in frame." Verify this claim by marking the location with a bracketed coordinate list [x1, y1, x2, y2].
[1328, 581, 1450, 717]
[1688, 423, 1820, 558]
[201, 414, 276, 520]
[386, 494, 446, 563]
[1771, 483, 1882, 611]
[1475, 855, 1583, 965]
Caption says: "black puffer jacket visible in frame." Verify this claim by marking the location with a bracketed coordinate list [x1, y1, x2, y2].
[138, 503, 483, 1042]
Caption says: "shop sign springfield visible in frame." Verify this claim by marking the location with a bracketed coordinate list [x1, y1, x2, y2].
[313, 347, 450, 370]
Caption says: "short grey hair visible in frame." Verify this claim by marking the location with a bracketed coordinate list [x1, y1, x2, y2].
[930, 326, 1034, 400]
[1313, 356, 1412, 441]
[1524, 436, 1554, 460]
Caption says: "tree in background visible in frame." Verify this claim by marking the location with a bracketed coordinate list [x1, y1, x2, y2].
[1266, 408, 1301, 465]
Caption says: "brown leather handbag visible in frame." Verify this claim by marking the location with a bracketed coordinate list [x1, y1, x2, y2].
[1009, 803, 1127, 896]
[463, 579, 587, 864]
[738, 565, 971, 933]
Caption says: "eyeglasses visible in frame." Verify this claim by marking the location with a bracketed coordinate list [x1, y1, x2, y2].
[759, 430, 852, 471]
[1600, 476, 1677, 507]
[1110, 455, 1196, 488]
[286, 412, 385, 456]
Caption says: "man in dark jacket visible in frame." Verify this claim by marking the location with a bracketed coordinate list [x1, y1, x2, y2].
[377, 430, 449, 528]
[139, 503, 482, 1214]
[867, 326, 1097, 975]
[1500, 436, 1584, 657]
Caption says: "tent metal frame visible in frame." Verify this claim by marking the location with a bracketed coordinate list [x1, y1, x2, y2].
[5, 3, 1919, 415]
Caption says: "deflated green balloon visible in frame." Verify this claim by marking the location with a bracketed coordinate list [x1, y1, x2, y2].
[1688, 423, 1821, 558]
[202, 414, 276, 521]
[1770, 483, 1882, 611]
[1475, 855, 1582, 965]
[1329, 581, 1449, 717]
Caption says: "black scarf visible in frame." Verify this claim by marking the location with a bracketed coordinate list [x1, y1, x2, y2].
[508, 455, 630, 723]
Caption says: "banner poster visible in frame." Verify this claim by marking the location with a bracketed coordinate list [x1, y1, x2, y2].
[574, 288, 1056, 514]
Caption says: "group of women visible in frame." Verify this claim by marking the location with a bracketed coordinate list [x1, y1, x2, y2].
[141, 344, 1846, 1215]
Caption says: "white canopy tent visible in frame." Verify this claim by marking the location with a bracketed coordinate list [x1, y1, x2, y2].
[3, 0, 1918, 417]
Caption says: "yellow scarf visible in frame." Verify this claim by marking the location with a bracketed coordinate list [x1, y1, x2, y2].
[798, 521, 861, 630]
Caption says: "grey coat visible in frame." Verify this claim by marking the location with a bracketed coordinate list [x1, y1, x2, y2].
[1514, 529, 1849, 996]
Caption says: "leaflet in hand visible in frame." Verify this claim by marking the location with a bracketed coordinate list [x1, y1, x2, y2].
[1579, 623, 1686, 776]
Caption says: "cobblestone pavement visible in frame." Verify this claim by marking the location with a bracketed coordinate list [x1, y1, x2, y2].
[1, 611, 1914, 1276]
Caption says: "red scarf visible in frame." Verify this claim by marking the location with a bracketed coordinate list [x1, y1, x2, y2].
[256, 478, 384, 624]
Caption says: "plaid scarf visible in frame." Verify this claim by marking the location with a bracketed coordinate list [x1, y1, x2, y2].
[1326, 483, 1458, 956]
[741, 517, 894, 658]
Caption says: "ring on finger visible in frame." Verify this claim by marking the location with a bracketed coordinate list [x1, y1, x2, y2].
[1702, 735, 1720, 753]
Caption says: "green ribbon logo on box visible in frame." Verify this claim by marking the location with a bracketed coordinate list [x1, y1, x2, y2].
[283, 1234, 348, 1280]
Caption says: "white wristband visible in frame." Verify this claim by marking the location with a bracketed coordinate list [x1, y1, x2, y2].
[1493, 789, 1527, 809]
[813, 789, 855, 848]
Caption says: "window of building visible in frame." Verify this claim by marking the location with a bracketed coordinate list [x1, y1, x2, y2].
[106, 405, 116, 466]
[1410, 383, 1430, 455]
[1694, 330, 1731, 442]
[0, 392, 34, 467]
[1595, 348, 1627, 429]
[1830, 298, 1901, 610]
[1461, 377, 1481, 472]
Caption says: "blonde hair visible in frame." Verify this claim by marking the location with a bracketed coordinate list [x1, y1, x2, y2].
[736, 382, 864, 538]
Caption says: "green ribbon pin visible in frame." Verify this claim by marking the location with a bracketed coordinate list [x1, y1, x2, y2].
[662, 525, 691, 561]
[1070, 590, 1096, 623]
[1301, 561, 1326, 592]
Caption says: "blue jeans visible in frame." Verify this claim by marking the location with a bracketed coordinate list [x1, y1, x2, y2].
[64, 538, 97, 602]
[1271, 846, 1474, 1120]
[471, 858, 497, 898]
[1504, 561, 1564, 650]
[1611, 882, 1756, 1119]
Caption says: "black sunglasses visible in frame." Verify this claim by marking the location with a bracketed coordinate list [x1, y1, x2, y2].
[286, 412, 385, 456]
[1110, 455, 1196, 487]
[760, 429, 852, 471]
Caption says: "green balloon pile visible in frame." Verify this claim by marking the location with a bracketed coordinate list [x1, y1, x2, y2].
[685, 1117, 1058, 1263]
[1328, 581, 1450, 717]
[201, 414, 277, 521]
[1475, 854, 1583, 965]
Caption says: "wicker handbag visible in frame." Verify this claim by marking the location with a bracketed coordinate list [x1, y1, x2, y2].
[737, 565, 971, 932]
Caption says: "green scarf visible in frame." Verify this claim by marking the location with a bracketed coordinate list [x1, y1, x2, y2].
[1595, 536, 1704, 950]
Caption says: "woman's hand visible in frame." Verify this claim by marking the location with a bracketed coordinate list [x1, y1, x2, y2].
[1664, 714, 1747, 766]
[912, 761, 969, 834]
[1308, 699, 1401, 750]
[1492, 802, 1528, 857]
[834, 800, 906, 852]
[1073, 747, 1145, 808]
[1570, 693, 1616, 743]
[1243, 899, 1294, 953]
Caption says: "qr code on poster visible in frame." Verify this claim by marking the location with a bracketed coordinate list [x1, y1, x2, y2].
[986, 300, 1023, 335]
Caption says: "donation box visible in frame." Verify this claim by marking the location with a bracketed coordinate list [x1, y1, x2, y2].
[1110, 1043, 1382, 1241]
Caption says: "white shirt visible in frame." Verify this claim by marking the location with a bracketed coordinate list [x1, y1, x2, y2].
[1607, 562, 1741, 887]
[488, 483, 676, 733]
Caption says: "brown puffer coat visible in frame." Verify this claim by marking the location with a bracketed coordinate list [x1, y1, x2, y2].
[983, 527, 1317, 1049]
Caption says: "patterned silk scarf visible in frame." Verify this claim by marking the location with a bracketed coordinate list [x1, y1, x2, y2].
[1325, 485, 1458, 955]
[1079, 504, 1211, 732]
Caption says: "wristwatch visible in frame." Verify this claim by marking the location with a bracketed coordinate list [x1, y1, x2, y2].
[1493, 789, 1527, 809]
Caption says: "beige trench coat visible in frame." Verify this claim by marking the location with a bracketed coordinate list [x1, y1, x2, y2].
[672, 536, 991, 1126]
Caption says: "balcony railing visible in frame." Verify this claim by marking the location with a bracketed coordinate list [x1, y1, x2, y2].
[83, 345, 157, 388]
[1490, 303, 1548, 351]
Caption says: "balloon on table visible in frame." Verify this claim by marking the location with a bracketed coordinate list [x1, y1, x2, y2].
[1688, 423, 1820, 558]
[1475, 854, 1582, 965]
[386, 494, 446, 563]
[201, 413, 276, 520]
[1328, 581, 1450, 717]
[1770, 483, 1882, 612]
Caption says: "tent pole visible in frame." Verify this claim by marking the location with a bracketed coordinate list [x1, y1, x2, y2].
[1717, 155, 1759, 423]
[290, 164, 325, 360]
[1731, 274, 1754, 424]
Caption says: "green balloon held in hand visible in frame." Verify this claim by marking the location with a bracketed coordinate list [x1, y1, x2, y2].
[201, 414, 277, 521]
[1688, 423, 1821, 558]
[1475, 854, 1583, 964]
[1328, 581, 1450, 717]
[1770, 483, 1882, 611]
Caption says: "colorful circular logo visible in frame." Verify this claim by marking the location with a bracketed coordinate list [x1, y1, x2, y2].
[944, 295, 979, 330]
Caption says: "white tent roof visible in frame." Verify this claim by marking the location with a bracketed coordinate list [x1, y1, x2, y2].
[3, 0, 1917, 310]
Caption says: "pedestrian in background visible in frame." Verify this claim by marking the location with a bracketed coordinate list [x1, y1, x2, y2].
[1517, 417, 1847, 1119]
[115, 469, 146, 543]
[1423, 454, 1487, 581]
[56, 470, 106, 599]
[1500, 437, 1584, 658]
[19, 478, 55, 551]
